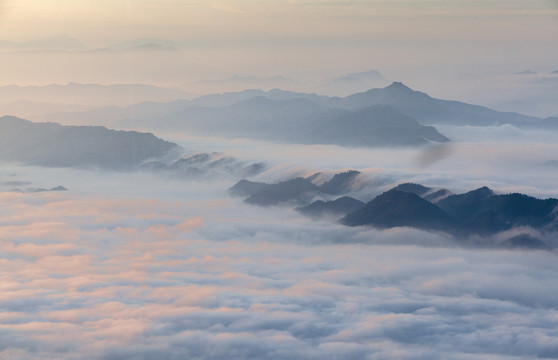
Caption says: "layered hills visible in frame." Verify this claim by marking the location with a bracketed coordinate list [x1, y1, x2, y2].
[0, 116, 267, 178]
[0, 116, 178, 169]
[41, 82, 558, 141]
[232, 175, 558, 249]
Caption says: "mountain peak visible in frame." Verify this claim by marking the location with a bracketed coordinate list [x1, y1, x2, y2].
[386, 82, 413, 91]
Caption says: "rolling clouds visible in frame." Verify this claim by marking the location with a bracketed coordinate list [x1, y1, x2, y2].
[1, 160, 557, 359]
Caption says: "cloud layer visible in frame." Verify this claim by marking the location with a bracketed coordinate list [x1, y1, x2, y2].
[1, 164, 557, 359]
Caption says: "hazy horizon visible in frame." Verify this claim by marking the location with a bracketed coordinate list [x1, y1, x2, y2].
[0, 0, 557, 115]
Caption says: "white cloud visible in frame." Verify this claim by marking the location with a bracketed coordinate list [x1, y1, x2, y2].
[0, 165, 557, 359]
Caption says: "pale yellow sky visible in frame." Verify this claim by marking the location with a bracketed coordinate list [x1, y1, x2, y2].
[0, 0, 557, 102]
[2, 0, 557, 47]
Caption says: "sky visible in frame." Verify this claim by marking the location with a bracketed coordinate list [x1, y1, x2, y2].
[0, 0, 557, 109]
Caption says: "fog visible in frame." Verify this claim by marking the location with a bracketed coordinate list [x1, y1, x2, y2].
[1, 158, 558, 359]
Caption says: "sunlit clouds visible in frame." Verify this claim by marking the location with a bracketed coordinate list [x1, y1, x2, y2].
[0, 164, 557, 359]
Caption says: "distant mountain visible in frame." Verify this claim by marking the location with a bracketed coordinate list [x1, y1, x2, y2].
[118, 96, 448, 147]
[0, 101, 91, 121]
[326, 82, 543, 127]
[103, 38, 181, 52]
[0, 83, 192, 108]
[0, 116, 179, 170]
[303, 105, 448, 146]
[47, 88, 331, 126]
[0, 35, 85, 52]
[539, 117, 558, 129]
[297, 196, 365, 218]
[44, 82, 558, 142]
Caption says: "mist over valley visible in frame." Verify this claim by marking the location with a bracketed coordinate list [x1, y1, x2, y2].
[1, 1, 558, 359]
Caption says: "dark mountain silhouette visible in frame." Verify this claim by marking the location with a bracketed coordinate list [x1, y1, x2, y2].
[233, 171, 557, 248]
[230, 170, 364, 206]
[0, 116, 179, 170]
[463, 193, 558, 235]
[341, 190, 457, 231]
[245, 177, 319, 206]
[229, 179, 269, 197]
[341, 184, 558, 242]
[319, 170, 361, 195]
[434, 186, 558, 234]
[390, 182, 452, 202]
[297, 197, 365, 218]
[436, 187, 495, 222]
[391, 183, 432, 196]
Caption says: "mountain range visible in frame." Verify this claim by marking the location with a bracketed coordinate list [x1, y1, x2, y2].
[232, 174, 558, 249]
[34, 82, 558, 148]
[0, 116, 267, 179]
[342, 185, 558, 243]
[230, 170, 362, 206]
[0, 116, 179, 170]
